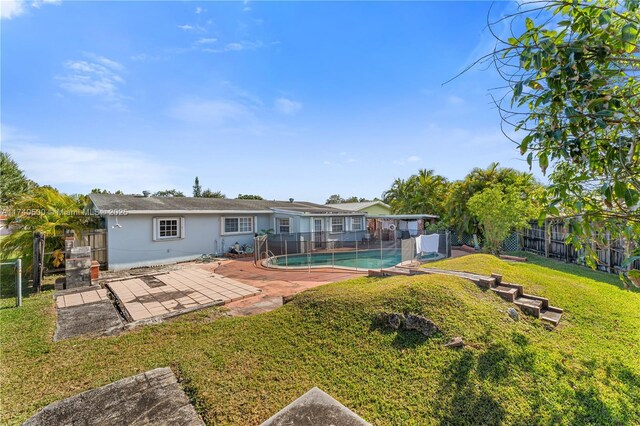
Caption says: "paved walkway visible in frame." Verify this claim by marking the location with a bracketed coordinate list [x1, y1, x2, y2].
[107, 268, 261, 321]
[197, 259, 365, 315]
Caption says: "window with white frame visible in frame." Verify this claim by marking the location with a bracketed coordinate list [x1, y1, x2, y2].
[330, 217, 344, 233]
[351, 216, 363, 231]
[153, 217, 183, 240]
[277, 218, 291, 234]
[224, 217, 253, 234]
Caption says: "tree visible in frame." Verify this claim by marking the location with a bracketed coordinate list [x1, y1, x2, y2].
[90, 188, 123, 195]
[382, 169, 450, 217]
[445, 163, 543, 237]
[0, 186, 93, 270]
[193, 177, 202, 197]
[343, 196, 369, 203]
[237, 194, 263, 200]
[468, 186, 539, 254]
[0, 152, 34, 206]
[201, 189, 226, 198]
[326, 195, 370, 204]
[485, 0, 640, 266]
[153, 189, 185, 197]
[325, 194, 344, 204]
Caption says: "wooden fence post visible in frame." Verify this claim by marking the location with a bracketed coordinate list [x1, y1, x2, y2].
[32, 231, 45, 292]
[544, 220, 550, 258]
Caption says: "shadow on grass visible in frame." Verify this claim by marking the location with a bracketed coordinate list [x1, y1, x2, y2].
[437, 349, 506, 425]
[509, 252, 640, 293]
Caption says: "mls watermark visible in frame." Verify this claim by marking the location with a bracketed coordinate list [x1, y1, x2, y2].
[0, 208, 129, 217]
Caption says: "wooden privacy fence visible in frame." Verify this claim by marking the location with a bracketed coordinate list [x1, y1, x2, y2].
[521, 220, 639, 273]
[77, 229, 108, 269]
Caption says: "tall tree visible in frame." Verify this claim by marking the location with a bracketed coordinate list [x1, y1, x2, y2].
[445, 163, 543, 237]
[201, 189, 226, 198]
[485, 0, 640, 266]
[193, 177, 202, 197]
[382, 169, 450, 217]
[0, 186, 92, 270]
[0, 152, 34, 206]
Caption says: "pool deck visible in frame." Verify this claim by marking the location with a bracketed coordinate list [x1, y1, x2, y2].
[195, 258, 366, 316]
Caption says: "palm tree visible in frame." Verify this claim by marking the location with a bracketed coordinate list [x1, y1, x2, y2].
[0, 187, 92, 271]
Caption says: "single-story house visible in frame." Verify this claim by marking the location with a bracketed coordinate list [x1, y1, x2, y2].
[89, 194, 366, 270]
[329, 202, 438, 240]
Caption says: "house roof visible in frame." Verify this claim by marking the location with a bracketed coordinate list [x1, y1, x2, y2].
[369, 214, 439, 220]
[89, 194, 363, 216]
[327, 201, 390, 211]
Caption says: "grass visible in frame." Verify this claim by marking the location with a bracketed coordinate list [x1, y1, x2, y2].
[1, 254, 639, 425]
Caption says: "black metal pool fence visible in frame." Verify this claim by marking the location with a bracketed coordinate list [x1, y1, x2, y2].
[254, 229, 451, 268]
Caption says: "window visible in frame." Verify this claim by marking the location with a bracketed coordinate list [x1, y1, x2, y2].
[330, 217, 344, 233]
[351, 217, 363, 231]
[224, 217, 253, 234]
[277, 218, 291, 234]
[153, 217, 183, 240]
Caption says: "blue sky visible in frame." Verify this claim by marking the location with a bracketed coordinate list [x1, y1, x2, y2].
[1, 0, 542, 203]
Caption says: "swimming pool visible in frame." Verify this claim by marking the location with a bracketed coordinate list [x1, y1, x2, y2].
[266, 249, 441, 270]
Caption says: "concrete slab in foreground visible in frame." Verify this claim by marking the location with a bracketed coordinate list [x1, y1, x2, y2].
[261, 387, 371, 426]
[23, 367, 204, 426]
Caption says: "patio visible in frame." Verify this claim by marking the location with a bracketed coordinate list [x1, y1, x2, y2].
[105, 268, 261, 321]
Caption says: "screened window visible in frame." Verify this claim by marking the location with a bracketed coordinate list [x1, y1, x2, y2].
[330, 217, 344, 233]
[155, 218, 181, 240]
[224, 217, 253, 234]
[351, 217, 363, 231]
[277, 218, 291, 234]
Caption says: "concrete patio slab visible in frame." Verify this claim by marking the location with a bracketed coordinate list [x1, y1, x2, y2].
[54, 299, 124, 341]
[261, 387, 371, 426]
[107, 268, 261, 321]
[23, 367, 204, 426]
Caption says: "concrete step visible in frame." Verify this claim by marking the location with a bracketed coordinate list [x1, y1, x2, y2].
[500, 282, 524, 296]
[540, 309, 563, 326]
[521, 293, 549, 310]
[514, 297, 543, 318]
[491, 286, 519, 302]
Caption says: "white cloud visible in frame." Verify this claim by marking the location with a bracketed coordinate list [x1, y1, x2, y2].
[56, 53, 127, 109]
[196, 37, 217, 45]
[177, 23, 206, 33]
[195, 6, 205, 14]
[169, 98, 253, 125]
[202, 40, 264, 53]
[1, 125, 178, 193]
[393, 155, 422, 165]
[1, 0, 61, 19]
[1, 0, 25, 18]
[447, 95, 465, 105]
[274, 98, 302, 115]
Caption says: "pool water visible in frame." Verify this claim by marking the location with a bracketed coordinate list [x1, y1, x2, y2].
[269, 249, 439, 270]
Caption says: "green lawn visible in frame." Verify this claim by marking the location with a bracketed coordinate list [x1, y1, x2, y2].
[1, 254, 639, 425]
